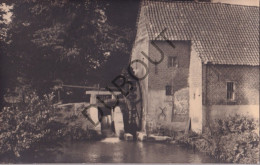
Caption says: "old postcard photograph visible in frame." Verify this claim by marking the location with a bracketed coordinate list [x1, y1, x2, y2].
[0, 0, 259, 163]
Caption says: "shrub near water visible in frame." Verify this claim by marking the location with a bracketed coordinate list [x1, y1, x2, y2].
[208, 115, 259, 163]
[177, 114, 259, 163]
[0, 90, 96, 161]
[0, 91, 61, 158]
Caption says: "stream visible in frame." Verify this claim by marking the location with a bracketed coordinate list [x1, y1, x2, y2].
[19, 139, 219, 163]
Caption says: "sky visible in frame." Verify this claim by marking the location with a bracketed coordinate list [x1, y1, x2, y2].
[0, 3, 12, 24]
[212, 0, 259, 6]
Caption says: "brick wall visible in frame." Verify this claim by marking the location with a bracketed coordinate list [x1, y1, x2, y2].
[204, 65, 259, 132]
[148, 41, 191, 91]
[189, 51, 259, 134]
[206, 65, 259, 105]
[145, 41, 191, 132]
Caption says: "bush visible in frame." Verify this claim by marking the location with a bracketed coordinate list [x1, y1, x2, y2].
[0, 89, 98, 160]
[177, 114, 259, 163]
[205, 114, 259, 163]
[0, 90, 60, 157]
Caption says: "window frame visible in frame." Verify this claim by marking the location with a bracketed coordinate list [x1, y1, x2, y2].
[165, 85, 172, 96]
[226, 81, 235, 101]
[168, 56, 178, 68]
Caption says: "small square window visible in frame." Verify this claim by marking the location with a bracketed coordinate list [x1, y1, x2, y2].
[168, 56, 178, 68]
[166, 85, 172, 95]
[227, 82, 235, 101]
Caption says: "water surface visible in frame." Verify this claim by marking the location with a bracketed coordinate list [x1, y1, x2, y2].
[21, 140, 218, 163]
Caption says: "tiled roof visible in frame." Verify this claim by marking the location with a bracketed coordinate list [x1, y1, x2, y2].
[142, 1, 259, 66]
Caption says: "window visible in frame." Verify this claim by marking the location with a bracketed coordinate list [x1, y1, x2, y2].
[168, 56, 178, 68]
[227, 82, 235, 101]
[166, 85, 172, 96]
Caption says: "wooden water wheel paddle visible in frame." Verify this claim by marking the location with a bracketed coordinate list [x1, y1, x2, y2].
[123, 80, 143, 136]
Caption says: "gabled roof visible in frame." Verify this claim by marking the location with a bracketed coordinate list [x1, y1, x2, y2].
[141, 1, 259, 66]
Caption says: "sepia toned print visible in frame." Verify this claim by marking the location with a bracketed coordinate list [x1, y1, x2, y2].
[0, 0, 259, 163]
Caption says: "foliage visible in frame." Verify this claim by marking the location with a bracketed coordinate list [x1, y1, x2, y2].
[1, 0, 138, 98]
[0, 89, 60, 157]
[204, 114, 259, 163]
[218, 132, 259, 163]
[0, 88, 97, 160]
[177, 114, 259, 163]
[0, 0, 138, 162]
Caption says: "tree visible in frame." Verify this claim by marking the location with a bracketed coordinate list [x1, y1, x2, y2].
[0, 3, 15, 109]
[2, 0, 139, 97]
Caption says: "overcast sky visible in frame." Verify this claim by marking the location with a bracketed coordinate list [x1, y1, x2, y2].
[212, 0, 259, 6]
[0, 3, 12, 24]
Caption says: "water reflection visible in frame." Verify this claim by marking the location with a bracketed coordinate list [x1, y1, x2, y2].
[21, 140, 219, 163]
[101, 137, 121, 143]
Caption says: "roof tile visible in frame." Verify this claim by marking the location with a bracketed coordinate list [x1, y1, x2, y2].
[142, 1, 259, 65]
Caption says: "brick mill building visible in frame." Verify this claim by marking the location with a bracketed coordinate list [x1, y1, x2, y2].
[130, 1, 259, 133]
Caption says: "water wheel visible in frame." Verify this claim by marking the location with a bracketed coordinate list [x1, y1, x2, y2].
[123, 80, 143, 137]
